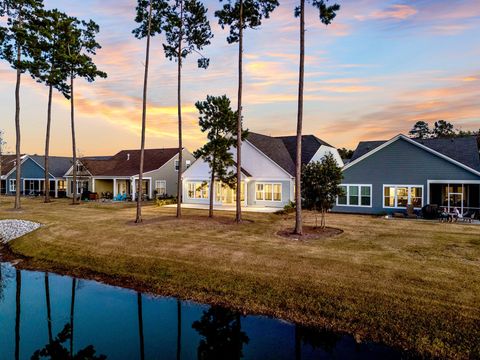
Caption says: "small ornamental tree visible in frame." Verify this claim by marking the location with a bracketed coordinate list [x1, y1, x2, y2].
[193, 95, 243, 218]
[408, 121, 430, 139]
[162, 0, 213, 218]
[215, 0, 279, 223]
[301, 153, 343, 229]
[0, 0, 44, 209]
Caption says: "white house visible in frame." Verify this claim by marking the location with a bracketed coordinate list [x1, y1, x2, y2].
[182, 132, 343, 208]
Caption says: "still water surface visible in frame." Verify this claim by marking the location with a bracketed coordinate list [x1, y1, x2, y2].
[0, 262, 407, 359]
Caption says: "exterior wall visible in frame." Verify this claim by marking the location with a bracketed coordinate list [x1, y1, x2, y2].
[6, 157, 53, 195]
[333, 137, 480, 214]
[94, 179, 114, 194]
[247, 180, 292, 208]
[310, 145, 344, 167]
[145, 149, 195, 198]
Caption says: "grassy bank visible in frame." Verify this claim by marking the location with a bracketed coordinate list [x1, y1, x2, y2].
[1, 197, 479, 358]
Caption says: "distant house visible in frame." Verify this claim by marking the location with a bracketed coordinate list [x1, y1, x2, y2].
[64, 148, 195, 200]
[333, 134, 480, 215]
[1, 155, 71, 197]
[182, 132, 343, 208]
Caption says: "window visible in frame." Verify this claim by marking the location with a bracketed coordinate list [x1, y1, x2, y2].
[255, 183, 282, 202]
[186, 160, 191, 169]
[336, 184, 372, 207]
[383, 185, 423, 209]
[174, 160, 180, 171]
[9, 179, 16, 192]
[58, 180, 66, 191]
[155, 180, 167, 196]
[187, 182, 208, 199]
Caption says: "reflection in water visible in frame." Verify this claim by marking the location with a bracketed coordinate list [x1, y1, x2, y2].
[31, 324, 106, 360]
[0, 262, 407, 359]
[192, 306, 249, 359]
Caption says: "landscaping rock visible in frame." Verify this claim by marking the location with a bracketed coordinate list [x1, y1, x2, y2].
[0, 220, 41, 243]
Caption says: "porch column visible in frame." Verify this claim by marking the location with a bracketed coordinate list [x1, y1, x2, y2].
[55, 179, 58, 198]
[149, 179, 152, 199]
[22, 179, 25, 195]
[113, 178, 117, 197]
[92, 178, 96, 193]
[132, 178, 136, 201]
[244, 180, 248, 207]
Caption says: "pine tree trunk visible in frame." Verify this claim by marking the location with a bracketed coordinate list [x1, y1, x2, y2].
[235, 0, 244, 224]
[176, 0, 184, 218]
[294, 0, 305, 235]
[14, 40, 22, 210]
[209, 160, 215, 218]
[44, 84, 53, 203]
[70, 74, 78, 205]
[136, 1, 153, 224]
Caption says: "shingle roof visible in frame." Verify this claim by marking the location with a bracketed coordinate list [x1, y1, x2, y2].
[276, 135, 333, 165]
[350, 136, 480, 171]
[246, 133, 296, 176]
[80, 148, 180, 177]
[246, 133, 334, 176]
[29, 155, 73, 178]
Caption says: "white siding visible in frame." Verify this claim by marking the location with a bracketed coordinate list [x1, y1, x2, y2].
[310, 145, 344, 167]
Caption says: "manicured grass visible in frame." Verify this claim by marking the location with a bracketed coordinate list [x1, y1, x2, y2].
[1, 197, 479, 358]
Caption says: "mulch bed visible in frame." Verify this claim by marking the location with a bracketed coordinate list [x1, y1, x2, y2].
[277, 225, 343, 241]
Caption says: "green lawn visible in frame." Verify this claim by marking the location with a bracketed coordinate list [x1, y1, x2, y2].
[1, 197, 479, 358]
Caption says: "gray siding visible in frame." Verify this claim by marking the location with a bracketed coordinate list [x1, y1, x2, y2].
[333, 137, 480, 214]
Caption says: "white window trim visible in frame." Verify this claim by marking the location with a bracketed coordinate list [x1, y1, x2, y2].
[383, 184, 424, 210]
[155, 180, 167, 194]
[186, 160, 191, 169]
[9, 179, 16, 192]
[187, 181, 209, 199]
[255, 182, 282, 202]
[336, 184, 372, 208]
[174, 160, 180, 172]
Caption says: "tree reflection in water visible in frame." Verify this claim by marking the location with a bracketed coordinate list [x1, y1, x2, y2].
[192, 306, 249, 360]
[31, 323, 107, 360]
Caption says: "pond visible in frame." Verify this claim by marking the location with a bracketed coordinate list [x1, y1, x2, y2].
[0, 262, 408, 359]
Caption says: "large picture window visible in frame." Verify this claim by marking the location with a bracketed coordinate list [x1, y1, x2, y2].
[187, 182, 208, 199]
[383, 185, 423, 209]
[336, 184, 372, 207]
[255, 183, 282, 202]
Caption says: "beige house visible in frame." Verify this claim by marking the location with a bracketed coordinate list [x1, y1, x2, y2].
[64, 148, 195, 200]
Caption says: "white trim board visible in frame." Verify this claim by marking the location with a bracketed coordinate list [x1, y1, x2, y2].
[343, 134, 480, 177]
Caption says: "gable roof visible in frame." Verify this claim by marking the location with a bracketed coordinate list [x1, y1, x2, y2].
[246, 132, 334, 177]
[347, 135, 480, 174]
[246, 133, 296, 176]
[277, 134, 333, 165]
[29, 155, 73, 178]
[79, 148, 180, 177]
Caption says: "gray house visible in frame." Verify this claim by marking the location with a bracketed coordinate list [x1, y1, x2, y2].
[64, 148, 195, 200]
[333, 134, 480, 215]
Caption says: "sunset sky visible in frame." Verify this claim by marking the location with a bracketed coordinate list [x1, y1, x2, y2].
[0, 0, 479, 156]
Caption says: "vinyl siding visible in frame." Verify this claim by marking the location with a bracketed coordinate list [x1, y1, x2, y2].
[333, 137, 480, 214]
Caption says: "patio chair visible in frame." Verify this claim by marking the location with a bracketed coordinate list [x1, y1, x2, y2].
[461, 210, 474, 223]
